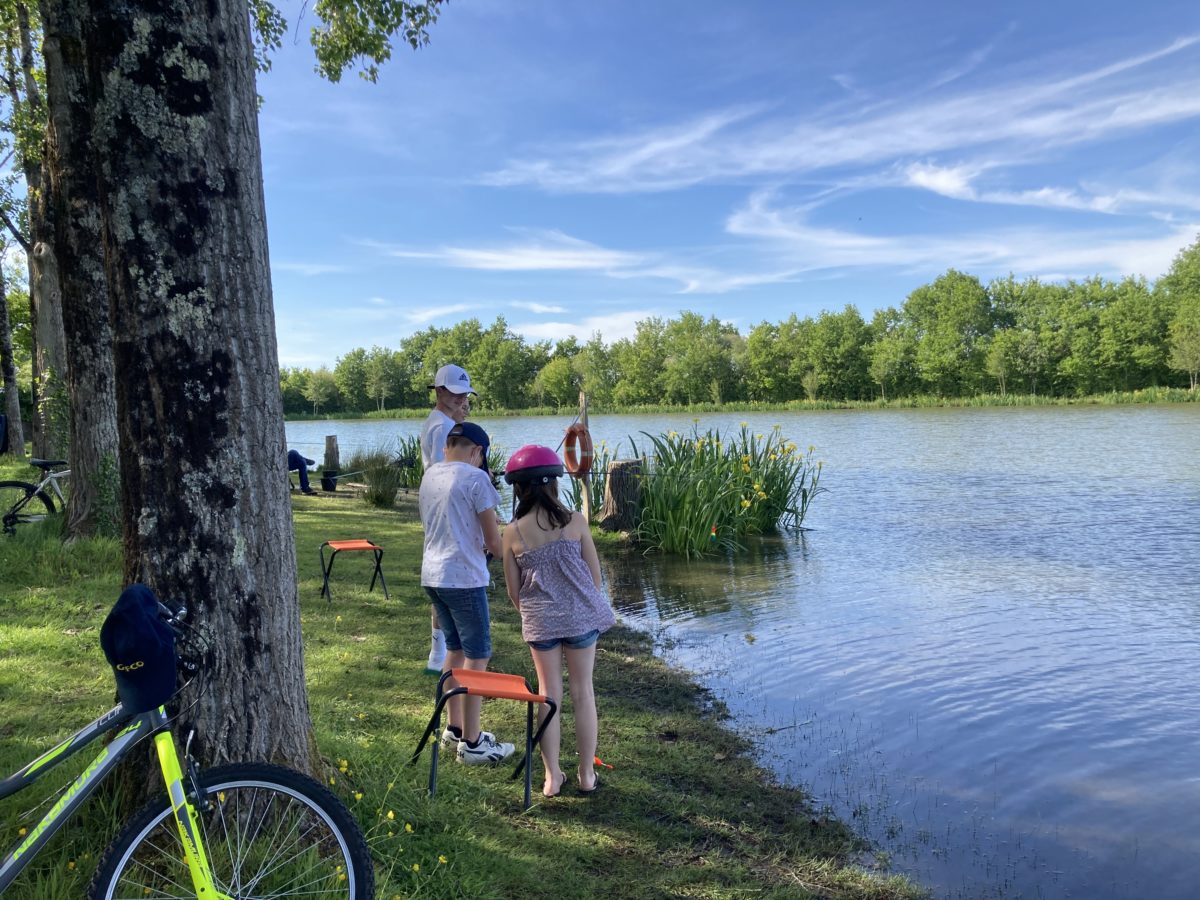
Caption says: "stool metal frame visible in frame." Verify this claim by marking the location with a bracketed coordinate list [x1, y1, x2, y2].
[410, 669, 557, 810]
[319, 540, 389, 602]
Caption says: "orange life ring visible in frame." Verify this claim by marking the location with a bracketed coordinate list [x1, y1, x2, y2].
[563, 423, 594, 479]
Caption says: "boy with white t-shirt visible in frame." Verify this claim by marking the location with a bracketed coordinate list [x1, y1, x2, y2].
[419, 364, 475, 672]
[418, 421, 514, 764]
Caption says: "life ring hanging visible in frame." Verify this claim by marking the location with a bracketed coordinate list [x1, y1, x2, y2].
[563, 423, 594, 479]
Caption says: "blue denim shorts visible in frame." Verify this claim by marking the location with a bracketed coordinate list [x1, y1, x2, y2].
[528, 629, 600, 652]
[424, 586, 492, 659]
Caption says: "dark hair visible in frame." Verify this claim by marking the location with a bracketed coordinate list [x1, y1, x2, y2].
[514, 479, 572, 530]
[446, 434, 476, 451]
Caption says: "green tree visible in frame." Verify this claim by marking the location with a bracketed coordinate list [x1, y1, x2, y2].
[304, 367, 339, 414]
[1096, 276, 1169, 390]
[611, 318, 666, 406]
[364, 345, 401, 410]
[867, 308, 916, 401]
[809, 305, 871, 400]
[573, 333, 615, 407]
[466, 317, 540, 410]
[903, 270, 993, 396]
[333, 347, 370, 412]
[742, 321, 785, 401]
[279, 366, 311, 416]
[1158, 235, 1200, 390]
[533, 355, 577, 407]
[661, 312, 739, 405]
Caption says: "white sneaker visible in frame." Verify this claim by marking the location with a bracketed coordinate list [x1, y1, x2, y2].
[441, 727, 497, 748]
[426, 629, 447, 673]
[457, 733, 515, 765]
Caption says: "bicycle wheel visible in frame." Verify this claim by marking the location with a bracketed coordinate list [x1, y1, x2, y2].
[0, 480, 54, 534]
[88, 762, 374, 899]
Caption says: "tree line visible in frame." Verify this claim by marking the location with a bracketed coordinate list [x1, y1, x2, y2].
[281, 239, 1200, 416]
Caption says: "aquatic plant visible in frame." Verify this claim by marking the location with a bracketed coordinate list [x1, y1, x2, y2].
[629, 425, 825, 556]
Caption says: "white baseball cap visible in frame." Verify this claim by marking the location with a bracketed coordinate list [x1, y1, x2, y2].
[430, 364, 476, 395]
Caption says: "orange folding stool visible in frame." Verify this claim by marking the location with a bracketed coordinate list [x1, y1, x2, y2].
[410, 669, 558, 810]
[319, 540, 389, 602]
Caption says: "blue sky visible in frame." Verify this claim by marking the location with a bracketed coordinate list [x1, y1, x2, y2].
[258, 1, 1200, 368]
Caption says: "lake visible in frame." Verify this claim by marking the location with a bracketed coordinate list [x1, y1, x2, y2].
[288, 404, 1200, 899]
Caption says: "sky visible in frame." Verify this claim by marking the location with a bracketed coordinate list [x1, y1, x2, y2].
[257, 0, 1200, 368]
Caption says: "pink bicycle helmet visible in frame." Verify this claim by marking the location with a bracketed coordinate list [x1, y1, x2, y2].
[504, 444, 564, 484]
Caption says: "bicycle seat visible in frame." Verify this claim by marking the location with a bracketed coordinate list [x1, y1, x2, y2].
[30, 458, 67, 471]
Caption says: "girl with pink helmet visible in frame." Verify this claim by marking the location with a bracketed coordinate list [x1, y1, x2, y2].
[501, 444, 616, 797]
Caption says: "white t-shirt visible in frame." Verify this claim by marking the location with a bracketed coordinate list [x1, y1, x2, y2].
[420, 408, 456, 468]
[419, 461, 500, 588]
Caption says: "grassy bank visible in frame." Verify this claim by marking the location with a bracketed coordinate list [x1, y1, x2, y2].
[286, 384, 1198, 423]
[0, 470, 921, 898]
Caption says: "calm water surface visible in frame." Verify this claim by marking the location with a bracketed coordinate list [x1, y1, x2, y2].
[289, 405, 1200, 899]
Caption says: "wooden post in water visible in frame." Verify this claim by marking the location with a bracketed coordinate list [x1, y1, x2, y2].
[578, 391, 592, 522]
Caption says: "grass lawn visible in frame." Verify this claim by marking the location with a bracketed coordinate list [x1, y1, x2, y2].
[0, 461, 922, 899]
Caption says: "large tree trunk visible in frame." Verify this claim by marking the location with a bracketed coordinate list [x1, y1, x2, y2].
[40, 6, 120, 538]
[0, 267, 25, 456]
[45, 0, 316, 770]
[14, 2, 69, 462]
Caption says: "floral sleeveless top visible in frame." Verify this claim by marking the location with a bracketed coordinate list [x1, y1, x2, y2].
[512, 521, 616, 643]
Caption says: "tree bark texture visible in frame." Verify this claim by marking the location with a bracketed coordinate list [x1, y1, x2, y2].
[40, 4, 121, 538]
[14, 2, 69, 461]
[0, 267, 26, 455]
[599, 459, 642, 532]
[50, 0, 315, 770]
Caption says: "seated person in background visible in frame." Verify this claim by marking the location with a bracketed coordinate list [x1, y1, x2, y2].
[288, 449, 316, 495]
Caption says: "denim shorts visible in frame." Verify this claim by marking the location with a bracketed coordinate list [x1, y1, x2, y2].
[424, 586, 491, 659]
[528, 629, 600, 652]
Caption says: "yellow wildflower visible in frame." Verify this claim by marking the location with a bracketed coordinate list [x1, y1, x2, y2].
[405, 822, 414, 833]
[354, 792, 363, 801]
[741, 499, 752, 509]
[741, 464, 750, 473]
[329, 777, 336, 785]
[438, 855, 448, 864]
[412, 864, 420, 873]
[387, 810, 395, 820]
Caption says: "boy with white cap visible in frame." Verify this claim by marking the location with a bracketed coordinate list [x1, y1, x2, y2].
[419, 364, 476, 671]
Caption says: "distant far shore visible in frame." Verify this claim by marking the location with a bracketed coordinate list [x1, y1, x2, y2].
[286, 385, 1197, 422]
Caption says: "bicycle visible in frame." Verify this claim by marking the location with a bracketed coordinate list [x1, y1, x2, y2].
[0, 594, 374, 898]
[0, 458, 70, 534]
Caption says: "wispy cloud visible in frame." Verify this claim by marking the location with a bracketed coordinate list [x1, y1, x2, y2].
[930, 24, 1016, 89]
[273, 261, 350, 277]
[481, 36, 1200, 194]
[374, 229, 645, 271]
[901, 161, 1200, 215]
[376, 227, 803, 294]
[402, 302, 476, 324]
[511, 310, 650, 345]
[511, 300, 567, 313]
[727, 190, 1196, 279]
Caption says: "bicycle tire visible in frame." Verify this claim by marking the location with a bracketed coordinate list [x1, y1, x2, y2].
[0, 480, 55, 534]
[88, 762, 374, 900]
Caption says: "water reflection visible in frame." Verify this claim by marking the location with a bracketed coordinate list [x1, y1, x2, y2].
[602, 534, 806, 623]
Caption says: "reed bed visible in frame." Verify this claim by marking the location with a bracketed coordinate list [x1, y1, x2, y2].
[628, 425, 825, 557]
